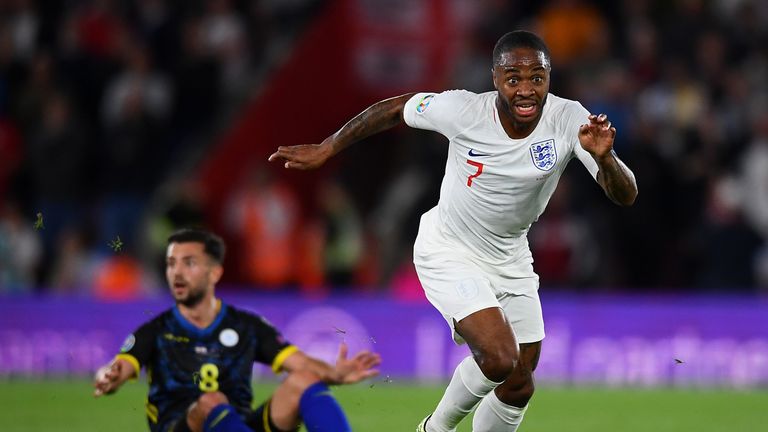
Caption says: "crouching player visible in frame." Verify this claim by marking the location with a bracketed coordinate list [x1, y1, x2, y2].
[93, 228, 381, 432]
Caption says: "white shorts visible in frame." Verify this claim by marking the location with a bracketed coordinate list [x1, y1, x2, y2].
[413, 208, 545, 345]
[414, 249, 545, 345]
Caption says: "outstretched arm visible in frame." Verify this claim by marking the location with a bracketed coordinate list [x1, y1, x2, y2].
[280, 342, 381, 385]
[268, 93, 416, 170]
[93, 358, 137, 397]
[578, 114, 638, 206]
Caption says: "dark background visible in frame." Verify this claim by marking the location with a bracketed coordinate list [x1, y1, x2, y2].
[1, 0, 766, 298]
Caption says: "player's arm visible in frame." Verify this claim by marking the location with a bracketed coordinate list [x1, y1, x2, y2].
[93, 357, 138, 397]
[577, 113, 638, 206]
[279, 342, 381, 385]
[268, 93, 416, 170]
[94, 322, 155, 397]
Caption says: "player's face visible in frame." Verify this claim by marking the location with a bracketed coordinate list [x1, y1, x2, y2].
[165, 242, 221, 307]
[492, 47, 551, 130]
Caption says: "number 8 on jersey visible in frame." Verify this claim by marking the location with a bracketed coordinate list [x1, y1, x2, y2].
[198, 363, 219, 392]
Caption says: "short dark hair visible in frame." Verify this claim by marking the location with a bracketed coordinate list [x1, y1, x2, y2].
[167, 228, 226, 264]
[492, 30, 551, 66]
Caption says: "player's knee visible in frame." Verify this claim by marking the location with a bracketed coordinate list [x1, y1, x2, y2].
[196, 391, 229, 416]
[186, 392, 230, 432]
[476, 347, 519, 383]
[497, 377, 535, 407]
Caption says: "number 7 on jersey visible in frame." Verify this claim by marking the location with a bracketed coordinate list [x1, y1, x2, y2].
[466, 160, 484, 187]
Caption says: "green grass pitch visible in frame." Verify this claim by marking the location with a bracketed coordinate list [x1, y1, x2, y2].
[1, 380, 766, 431]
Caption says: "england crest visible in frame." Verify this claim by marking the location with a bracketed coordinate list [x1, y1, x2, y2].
[529, 139, 557, 171]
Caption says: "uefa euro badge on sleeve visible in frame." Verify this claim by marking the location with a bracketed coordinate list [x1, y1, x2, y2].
[416, 94, 435, 113]
[529, 139, 557, 171]
[120, 334, 136, 353]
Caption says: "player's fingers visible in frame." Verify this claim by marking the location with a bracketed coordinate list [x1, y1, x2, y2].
[105, 366, 120, 380]
[362, 356, 381, 369]
[337, 342, 349, 361]
[603, 121, 611, 130]
[273, 150, 299, 164]
[356, 352, 379, 364]
[356, 354, 381, 370]
[270, 146, 288, 158]
[284, 161, 308, 170]
[352, 352, 374, 363]
[358, 351, 379, 361]
[94, 381, 109, 397]
[271, 146, 304, 161]
[597, 113, 607, 123]
[610, 126, 617, 138]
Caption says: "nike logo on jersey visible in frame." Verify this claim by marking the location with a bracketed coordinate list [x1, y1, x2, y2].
[468, 149, 489, 157]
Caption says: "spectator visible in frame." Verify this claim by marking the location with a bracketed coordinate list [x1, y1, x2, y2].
[27, 92, 87, 256]
[0, 201, 42, 292]
[99, 39, 170, 251]
[318, 180, 363, 287]
[226, 168, 300, 288]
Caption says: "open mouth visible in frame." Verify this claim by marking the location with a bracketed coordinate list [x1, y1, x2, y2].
[513, 102, 538, 117]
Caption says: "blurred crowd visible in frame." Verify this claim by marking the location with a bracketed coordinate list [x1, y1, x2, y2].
[1, 0, 767, 297]
[0, 0, 322, 296]
[456, 0, 768, 292]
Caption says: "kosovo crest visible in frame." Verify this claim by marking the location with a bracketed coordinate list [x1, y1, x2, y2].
[529, 139, 557, 171]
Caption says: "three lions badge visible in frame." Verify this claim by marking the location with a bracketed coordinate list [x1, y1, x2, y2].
[529, 139, 557, 171]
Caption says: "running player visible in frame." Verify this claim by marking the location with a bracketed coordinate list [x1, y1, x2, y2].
[269, 30, 637, 432]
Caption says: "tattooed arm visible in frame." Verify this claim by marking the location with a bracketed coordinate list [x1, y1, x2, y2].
[268, 93, 416, 170]
[595, 150, 637, 206]
[578, 113, 638, 206]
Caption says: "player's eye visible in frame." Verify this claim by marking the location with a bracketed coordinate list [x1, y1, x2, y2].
[532, 76, 544, 84]
[507, 78, 518, 85]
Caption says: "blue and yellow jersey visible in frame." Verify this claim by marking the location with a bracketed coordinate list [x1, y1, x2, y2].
[115, 300, 297, 431]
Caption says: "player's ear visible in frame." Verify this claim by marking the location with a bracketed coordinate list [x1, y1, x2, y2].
[210, 263, 223, 284]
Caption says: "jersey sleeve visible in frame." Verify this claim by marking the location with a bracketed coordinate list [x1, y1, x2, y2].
[562, 101, 599, 180]
[115, 320, 156, 377]
[249, 314, 296, 373]
[403, 90, 476, 138]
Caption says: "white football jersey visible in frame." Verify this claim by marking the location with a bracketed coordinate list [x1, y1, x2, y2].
[404, 90, 599, 274]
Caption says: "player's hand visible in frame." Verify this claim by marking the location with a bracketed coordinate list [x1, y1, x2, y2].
[578, 113, 615, 159]
[333, 342, 381, 385]
[93, 361, 123, 397]
[268, 138, 334, 170]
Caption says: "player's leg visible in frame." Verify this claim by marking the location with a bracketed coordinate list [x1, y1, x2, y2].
[413, 242, 517, 432]
[472, 341, 541, 431]
[184, 392, 253, 432]
[247, 370, 351, 432]
[472, 288, 544, 431]
[412, 225, 521, 432]
[425, 307, 520, 432]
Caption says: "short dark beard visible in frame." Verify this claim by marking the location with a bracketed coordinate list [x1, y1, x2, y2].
[499, 93, 547, 137]
[176, 288, 206, 308]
